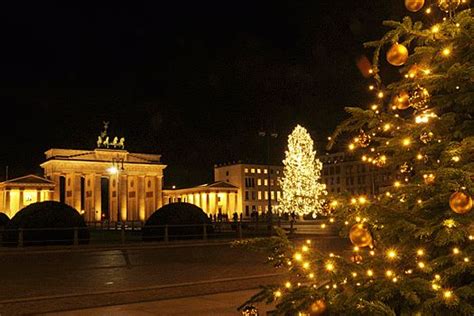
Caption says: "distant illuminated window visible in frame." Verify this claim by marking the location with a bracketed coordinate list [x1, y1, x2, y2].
[245, 168, 249, 173]
[258, 191, 262, 200]
[257, 168, 261, 174]
[271, 191, 275, 200]
[277, 191, 281, 200]
[265, 191, 269, 200]
[147, 180, 151, 188]
[270, 179, 274, 186]
[257, 179, 262, 186]
[264, 179, 268, 186]
[251, 168, 256, 173]
[276, 170, 280, 175]
[264, 169, 268, 174]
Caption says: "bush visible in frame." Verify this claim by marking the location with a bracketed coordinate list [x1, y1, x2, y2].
[0, 213, 9, 227]
[143, 202, 214, 241]
[2, 201, 90, 247]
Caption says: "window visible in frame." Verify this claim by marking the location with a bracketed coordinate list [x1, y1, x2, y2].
[264, 179, 268, 186]
[271, 191, 275, 200]
[226, 171, 229, 176]
[336, 177, 340, 184]
[251, 168, 255, 173]
[251, 178, 255, 187]
[270, 179, 274, 186]
[257, 179, 262, 186]
[264, 169, 268, 174]
[147, 180, 151, 188]
[277, 191, 281, 200]
[265, 191, 269, 200]
[258, 191, 262, 200]
[245, 191, 249, 200]
[335, 166, 341, 174]
[257, 168, 261, 174]
[245, 206, 249, 216]
[251, 191, 256, 200]
[276, 170, 280, 175]
[245, 168, 249, 173]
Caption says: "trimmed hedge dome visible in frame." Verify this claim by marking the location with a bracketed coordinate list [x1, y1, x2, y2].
[0, 212, 9, 227]
[2, 201, 89, 246]
[143, 202, 213, 241]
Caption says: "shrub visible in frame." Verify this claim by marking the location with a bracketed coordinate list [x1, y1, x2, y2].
[2, 201, 90, 247]
[143, 202, 214, 241]
[0, 213, 9, 227]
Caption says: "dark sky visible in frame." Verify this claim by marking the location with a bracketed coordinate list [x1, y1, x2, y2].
[0, 1, 407, 187]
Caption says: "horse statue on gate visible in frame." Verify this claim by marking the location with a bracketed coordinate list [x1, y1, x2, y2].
[118, 137, 125, 149]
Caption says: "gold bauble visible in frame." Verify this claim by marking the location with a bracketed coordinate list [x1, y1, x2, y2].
[309, 299, 327, 316]
[423, 174, 436, 185]
[449, 192, 473, 214]
[394, 91, 410, 110]
[351, 254, 363, 263]
[405, 0, 425, 12]
[438, 0, 460, 12]
[349, 224, 372, 248]
[386, 43, 409, 66]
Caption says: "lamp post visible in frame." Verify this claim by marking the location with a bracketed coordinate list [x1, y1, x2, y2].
[107, 157, 124, 224]
[258, 130, 278, 231]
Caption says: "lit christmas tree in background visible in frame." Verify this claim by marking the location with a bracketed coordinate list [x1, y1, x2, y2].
[238, 2, 473, 315]
[278, 125, 327, 217]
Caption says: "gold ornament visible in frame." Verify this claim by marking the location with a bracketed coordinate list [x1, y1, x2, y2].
[438, 0, 460, 12]
[393, 91, 410, 110]
[349, 224, 373, 248]
[409, 85, 430, 111]
[386, 43, 409, 66]
[241, 305, 259, 316]
[449, 192, 473, 214]
[309, 299, 327, 316]
[420, 131, 434, 144]
[405, 0, 425, 12]
[356, 130, 370, 148]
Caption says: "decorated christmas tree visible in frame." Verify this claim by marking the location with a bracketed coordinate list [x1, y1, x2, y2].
[238, 2, 473, 315]
[278, 125, 327, 217]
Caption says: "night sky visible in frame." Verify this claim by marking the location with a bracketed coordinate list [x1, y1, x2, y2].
[1, 1, 408, 187]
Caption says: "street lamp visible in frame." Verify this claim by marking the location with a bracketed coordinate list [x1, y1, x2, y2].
[107, 157, 124, 223]
[258, 130, 278, 231]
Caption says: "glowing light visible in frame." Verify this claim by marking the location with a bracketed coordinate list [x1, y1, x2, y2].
[358, 196, 367, 204]
[369, 250, 375, 256]
[369, 85, 374, 90]
[469, 235, 474, 240]
[432, 284, 440, 290]
[367, 269, 374, 277]
[443, 219, 457, 228]
[274, 290, 282, 298]
[302, 245, 309, 252]
[351, 198, 357, 204]
[417, 249, 425, 256]
[377, 91, 384, 98]
[415, 112, 437, 124]
[351, 272, 357, 277]
[431, 25, 439, 33]
[344, 221, 349, 225]
[418, 262, 425, 269]
[394, 181, 401, 188]
[321, 223, 326, 229]
[426, 7, 432, 14]
[383, 123, 391, 131]
[452, 248, 460, 255]
[306, 239, 311, 244]
[402, 138, 411, 146]
[385, 270, 393, 277]
[285, 281, 291, 288]
[371, 104, 378, 110]
[443, 290, 453, 299]
[329, 218, 335, 223]
[353, 246, 360, 252]
[348, 143, 355, 151]
[107, 166, 118, 175]
[386, 249, 397, 260]
[309, 273, 315, 279]
[294, 252, 303, 261]
[392, 277, 398, 283]
[442, 48, 451, 57]
[435, 274, 441, 280]
[303, 262, 310, 269]
[325, 262, 335, 271]
[452, 156, 460, 162]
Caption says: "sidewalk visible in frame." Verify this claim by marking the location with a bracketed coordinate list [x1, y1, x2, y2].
[41, 289, 274, 316]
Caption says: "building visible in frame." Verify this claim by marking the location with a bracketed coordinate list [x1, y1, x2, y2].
[162, 181, 239, 218]
[40, 147, 166, 222]
[214, 162, 283, 217]
[0, 175, 56, 218]
[320, 152, 393, 196]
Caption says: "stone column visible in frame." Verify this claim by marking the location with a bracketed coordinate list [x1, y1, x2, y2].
[52, 173, 61, 201]
[37, 189, 41, 202]
[194, 193, 201, 208]
[209, 192, 216, 215]
[72, 173, 82, 211]
[93, 174, 102, 221]
[19, 190, 24, 210]
[5, 190, 10, 216]
[201, 193, 207, 214]
[138, 176, 146, 221]
[120, 174, 128, 221]
[156, 176, 163, 210]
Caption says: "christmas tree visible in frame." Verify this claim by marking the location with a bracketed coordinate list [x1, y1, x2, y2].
[278, 125, 327, 217]
[238, 3, 473, 315]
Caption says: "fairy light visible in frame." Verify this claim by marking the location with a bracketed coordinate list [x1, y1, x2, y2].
[329, 218, 335, 223]
[353, 246, 360, 252]
[443, 219, 457, 228]
[425, 7, 432, 14]
[285, 281, 292, 288]
[469, 235, 474, 241]
[344, 221, 349, 225]
[385, 270, 393, 277]
[367, 269, 374, 277]
[417, 249, 425, 256]
[302, 245, 309, 252]
[369, 85, 374, 90]
[377, 91, 384, 98]
[402, 138, 411, 146]
[309, 273, 315, 279]
[394, 181, 401, 188]
[274, 290, 282, 298]
[369, 250, 375, 256]
[418, 262, 426, 269]
[432, 283, 440, 291]
[321, 223, 326, 229]
[452, 156, 460, 162]
[392, 277, 398, 283]
[386, 249, 397, 260]
[303, 262, 310, 269]
[452, 247, 460, 255]
[383, 123, 391, 131]
[434, 274, 441, 280]
[431, 25, 439, 33]
[349, 143, 355, 151]
[325, 262, 335, 271]
[306, 239, 311, 244]
[355, 216, 361, 222]
[417, 199, 422, 204]
[442, 48, 451, 57]
[371, 104, 378, 110]
[464, 257, 469, 262]
[443, 290, 453, 300]
[294, 252, 303, 261]
[358, 196, 367, 204]
[351, 272, 358, 278]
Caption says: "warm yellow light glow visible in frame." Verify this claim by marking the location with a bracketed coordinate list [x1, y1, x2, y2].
[107, 166, 119, 175]
[329, 218, 335, 223]
[302, 245, 309, 252]
[452, 156, 460, 162]
[367, 269, 374, 277]
[351, 272, 357, 277]
[432, 284, 440, 290]
[306, 239, 311, 244]
[442, 48, 451, 56]
[325, 262, 335, 271]
[392, 277, 398, 283]
[417, 199, 422, 204]
[443, 290, 453, 299]
[358, 196, 367, 204]
[351, 198, 357, 204]
[348, 143, 355, 151]
[383, 123, 391, 131]
[370, 250, 375, 256]
[426, 7, 432, 14]
[309, 273, 315, 279]
[285, 281, 291, 288]
[431, 25, 439, 33]
[452, 248, 460, 255]
[470, 235, 474, 240]
[344, 221, 349, 225]
[386, 249, 397, 260]
[443, 219, 456, 228]
[321, 223, 326, 229]
[274, 290, 282, 298]
[394, 181, 401, 188]
[417, 249, 425, 256]
[435, 274, 441, 280]
[353, 246, 360, 252]
[355, 216, 361, 222]
[385, 270, 393, 277]
[371, 104, 378, 110]
[402, 138, 411, 146]
[377, 91, 384, 98]
[369, 85, 374, 90]
[418, 262, 425, 269]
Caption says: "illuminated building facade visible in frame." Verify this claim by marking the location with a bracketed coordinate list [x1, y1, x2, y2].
[214, 162, 284, 217]
[40, 148, 166, 222]
[0, 175, 55, 218]
[320, 152, 393, 196]
[162, 181, 239, 218]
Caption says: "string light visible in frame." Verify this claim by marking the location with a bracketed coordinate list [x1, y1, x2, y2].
[452, 156, 460, 162]
[452, 248, 460, 255]
[302, 245, 309, 252]
[386, 249, 398, 260]
[385, 270, 394, 277]
[464, 257, 469, 262]
[402, 138, 411, 146]
[426, 7, 432, 14]
[325, 262, 335, 271]
[367, 269, 374, 277]
[418, 262, 426, 269]
[431, 25, 439, 33]
[442, 48, 451, 57]
[309, 273, 315, 279]
[274, 290, 282, 298]
[417, 249, 425, 256]
[285, 281, 292, 288]
[294, 252, 303, 261]
[443, 290, 453, 300]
